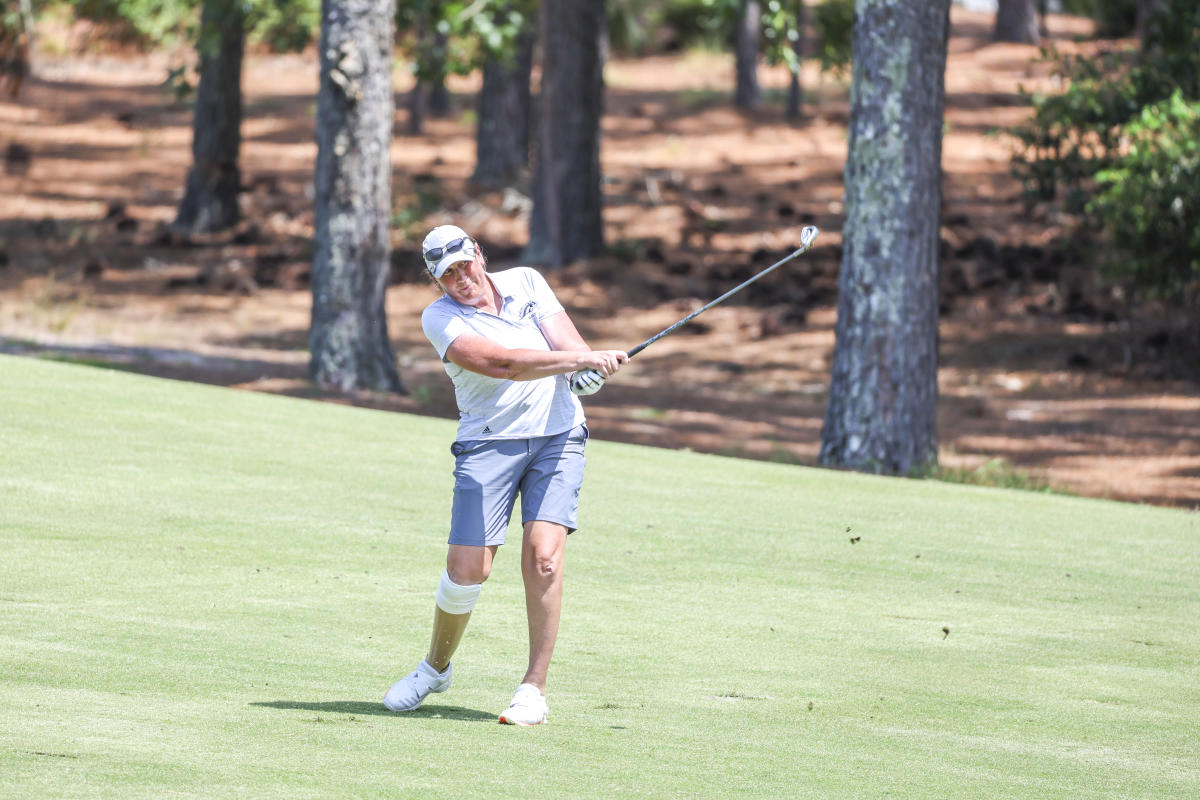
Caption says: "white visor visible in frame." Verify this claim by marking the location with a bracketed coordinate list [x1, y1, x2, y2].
[422, 224, 476, 279]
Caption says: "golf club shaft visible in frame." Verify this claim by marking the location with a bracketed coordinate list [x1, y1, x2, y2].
[626, 225, 819, 359]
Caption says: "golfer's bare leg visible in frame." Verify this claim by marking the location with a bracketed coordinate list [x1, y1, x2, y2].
[427, 544, 496, 672]
[520, 520, 567, 691]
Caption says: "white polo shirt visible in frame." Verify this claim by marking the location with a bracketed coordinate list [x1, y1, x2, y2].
[421, 267, 586, 441]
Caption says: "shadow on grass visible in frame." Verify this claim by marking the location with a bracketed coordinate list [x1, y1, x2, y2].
[250, 700, 495, 722]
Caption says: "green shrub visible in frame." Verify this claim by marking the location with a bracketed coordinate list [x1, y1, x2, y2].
[1090, 0, 1139, 38]
[1009, 45, 1149, 211]
[1010, 0, 1200, 211]
[63, 0, 201, 47]
[56, 0, 319, 52]
[933, 458, 1054, 494]
[1139, 0, 1200, 99]
[812, 0, 852, 76]
[660, 0, 737, 52]
[760, 0, 804, 75]
[1053, 0, 1138, 38]
[1006, 0, 1200, 304]
[246, 0, 318, 53]
[397, 0, 536, 86]
[1088, 91, 1200, 299]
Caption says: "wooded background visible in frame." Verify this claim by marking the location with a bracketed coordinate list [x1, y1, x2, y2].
[1, 0, 1196, 493]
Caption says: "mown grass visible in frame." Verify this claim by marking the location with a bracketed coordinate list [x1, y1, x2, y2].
[1, 354, 1197, 799]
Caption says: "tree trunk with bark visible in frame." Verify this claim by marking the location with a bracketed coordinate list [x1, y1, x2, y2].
[735, 0, 761, 109]
[173, 0, 245, 234]
[994, 0, 1040, 45]
[1137, 0, 1168, 41]
[472, 25, 534, 188]
[406, 9, 450, 134]
[525, 0, 606, 268]
[407, 80, 426, 136]
[0, 0, 34, 99]
[310, 0, 403, 394]
[819, 0, 950, 476]
[428, 25, 452, 116]
[785, 0, 806, 120]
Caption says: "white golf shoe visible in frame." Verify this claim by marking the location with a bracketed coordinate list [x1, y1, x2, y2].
[383, 660, 452, 712]
[498, 683, 548, 726]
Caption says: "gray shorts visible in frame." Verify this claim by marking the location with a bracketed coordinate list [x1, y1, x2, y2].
[448, 423, 588, 547]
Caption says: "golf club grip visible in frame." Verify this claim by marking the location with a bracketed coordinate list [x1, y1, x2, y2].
[627, 340, 652, 358]
[624, 226, 819, 360]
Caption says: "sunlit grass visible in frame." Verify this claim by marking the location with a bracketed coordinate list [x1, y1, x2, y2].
[2, 355, 1197, 799]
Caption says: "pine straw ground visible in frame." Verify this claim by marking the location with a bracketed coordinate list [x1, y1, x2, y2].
[0, 7, 1197, 508]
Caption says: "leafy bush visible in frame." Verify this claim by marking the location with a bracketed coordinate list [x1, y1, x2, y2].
[397, 0, 536, 86]
[246, 0, 318, 53]
[1139, 0, 1200, 99]
[64, 0, 201, 47]
[610, 0, 835, 64]
[1010, 45, 1150, 210]
[55, 0, 320, 52]
[659, 0, 738, 52]
[933, 457, 1053, 494]
[1089, 0, 1139, 38]
[606, 0, 708, 55]
[456, 0, 536, 64]
[760, 0, 804, 74]
[1054, 0, 1138, 38]
[1009, 0, 1200, 299]
[812, 0, 852, 76]
[1010, 0, 1200, 210]
[1088, 92, 1200, 299]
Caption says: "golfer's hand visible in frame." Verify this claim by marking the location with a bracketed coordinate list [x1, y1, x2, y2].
[569, 350, 626, 396]
[570, 368, 605, 396]
[588, 349, 628, 378]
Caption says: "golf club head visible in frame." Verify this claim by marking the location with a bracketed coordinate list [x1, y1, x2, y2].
[800, 225, 819, 248]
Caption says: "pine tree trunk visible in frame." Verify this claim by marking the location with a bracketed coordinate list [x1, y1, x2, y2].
[994, 0, 1040, 45]
[1137, 0, 1168, 41]
[735, 0, 761, 109]
[407, 82, 426, 136]
[819, 0, 950, 476]
[310, 0, 403, 394]
[0, 0, 34, 99]
[785, 0, 806, 120]
[428, 26, 452, 116]
[472, 26, 534, 188]
[173, 0, 245, 234]
[525, 0, 606, 268]
[406, 10, 450, 133]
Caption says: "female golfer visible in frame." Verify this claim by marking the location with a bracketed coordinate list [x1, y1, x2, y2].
[384, 224, 627, 725]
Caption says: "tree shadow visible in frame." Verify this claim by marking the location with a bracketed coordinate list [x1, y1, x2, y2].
[250, 700, 495, 722]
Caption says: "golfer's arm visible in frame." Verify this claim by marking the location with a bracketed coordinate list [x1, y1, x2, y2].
[538, 310, 590, 352]
[445, 332, 591, 381]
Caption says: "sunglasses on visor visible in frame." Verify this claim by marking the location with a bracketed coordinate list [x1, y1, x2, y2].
[424, 236, 472, 265]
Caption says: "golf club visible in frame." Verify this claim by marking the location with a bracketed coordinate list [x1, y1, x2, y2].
[571, 225, 820, 395]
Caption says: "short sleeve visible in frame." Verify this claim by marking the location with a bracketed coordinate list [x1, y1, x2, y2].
[523, 268, 564, 320]
[421, 301, 472, 359]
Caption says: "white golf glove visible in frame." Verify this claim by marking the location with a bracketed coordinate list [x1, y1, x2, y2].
[569, 368, 606, 396]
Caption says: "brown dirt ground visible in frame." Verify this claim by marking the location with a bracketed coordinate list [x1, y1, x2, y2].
[1, 8, 1197, 509]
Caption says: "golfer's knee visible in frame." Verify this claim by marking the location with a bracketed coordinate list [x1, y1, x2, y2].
[446, 553, 491, 585]
[525, 548, 561, 580]
[446, 563, 489, 585]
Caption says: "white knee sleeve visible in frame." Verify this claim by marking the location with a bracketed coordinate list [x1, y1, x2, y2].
[435, 570, 481, 615]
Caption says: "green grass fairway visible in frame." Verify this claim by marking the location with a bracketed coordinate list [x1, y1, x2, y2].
[2, 354, 1198, 799]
